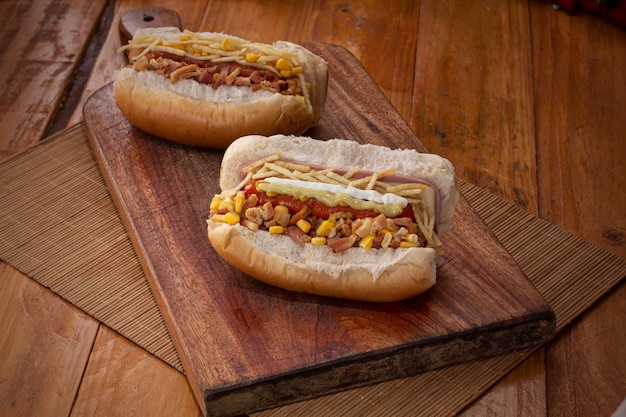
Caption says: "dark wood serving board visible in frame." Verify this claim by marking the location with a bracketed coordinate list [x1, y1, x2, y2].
[83, 43, 555, 417]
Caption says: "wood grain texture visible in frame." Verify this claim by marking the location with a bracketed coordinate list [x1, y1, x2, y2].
[197, 0, 420, 121]
[0, 264, 99, 417]
[83, 43, 554, 416]
[459, 348, 547, 417]
[530, 3, 626, 417]
[66, 0, 209, 128]
[531, 1, 626, 259]
[0, 0, 107, 160]
[410, 0, 538, 214]
[71, 325, 201, 417]
[1, 0, 624, 416]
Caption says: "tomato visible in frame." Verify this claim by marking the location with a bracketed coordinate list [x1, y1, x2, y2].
[243, 180, 416, 221]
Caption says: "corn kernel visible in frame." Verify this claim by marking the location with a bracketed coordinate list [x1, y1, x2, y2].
[359, 235, 375, 250]
[224, 212, 241, 225]
[274, 205, 290, 226]
[311, 236, 327, 246]
[292, 66, 304, 74]
[235, 193, 246, 213]
[245, 53, 260, 62]
[269, 225, 284, 234]
[218, 199, 234, 212]
[279, 69, 292, 78]
[209, 195, 222, 212]
[211, 214, 225, 223]
[399, 241, 418, 248]
[404, 234, 419, 243]
[316, 219, 335, 237]
[221, 38, 236, 51]
[296, 219, 311, 234]
[359, 234, 375, 250]
[275, 58, 293, 71]
[380, 230, 393, 248]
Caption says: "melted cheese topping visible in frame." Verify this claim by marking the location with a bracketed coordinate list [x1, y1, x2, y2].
[257, 177, 408, 217]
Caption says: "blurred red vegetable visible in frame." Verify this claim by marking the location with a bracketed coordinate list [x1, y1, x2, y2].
[555, 0, 626, 26]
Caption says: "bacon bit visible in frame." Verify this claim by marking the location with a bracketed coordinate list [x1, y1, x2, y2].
[287, 226, 312, 244]
[225, 67, 241, 86]
[212, 73, 227, 89]
[327, 236, 357, 253]
[132, 56, 150, 71]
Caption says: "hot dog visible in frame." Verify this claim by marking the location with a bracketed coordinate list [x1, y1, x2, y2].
[114, 27, 328, 148]
[206, 135, 460, 302]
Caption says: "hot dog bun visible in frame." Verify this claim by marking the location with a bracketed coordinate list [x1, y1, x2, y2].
[113, 27, 328, 148]
[207, 135, 460, 302]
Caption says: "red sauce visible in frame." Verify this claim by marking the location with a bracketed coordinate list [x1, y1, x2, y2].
[243, 180, 415, 221]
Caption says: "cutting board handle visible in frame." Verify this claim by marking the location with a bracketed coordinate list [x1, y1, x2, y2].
[119, 6, 182, 45]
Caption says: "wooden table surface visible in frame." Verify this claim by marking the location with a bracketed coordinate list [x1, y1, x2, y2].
[1, 1, 624, 416]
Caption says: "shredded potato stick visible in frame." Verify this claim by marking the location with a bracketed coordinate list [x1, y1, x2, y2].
[264, 163, 299, 179]
[326, 171, 352, 185]
[221, 172, 252, 199]
[274, 160, 312, 173]
[343, 166, 361, 179]
[242, 154, 280, 173]
[252, 169, 279, 179]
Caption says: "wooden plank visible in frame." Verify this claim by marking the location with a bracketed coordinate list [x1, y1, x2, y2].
[83, 43, 554, 416]
[532, 0, 626, 259]
[459, 349, 547, 416]
[197, 0, 420, 121]
[530, 3, 626, 416]
[410, 0, 538, 215]
[0, 264, 99, 417]
[0, 0, 106, 160]
[66, 0, 210, 128]
[71, 325, 201, 417]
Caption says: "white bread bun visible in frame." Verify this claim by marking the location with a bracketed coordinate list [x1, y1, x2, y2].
[207, 135, 460, 302]
[208, 222, 436, 302]
[113, 28, 328, 148]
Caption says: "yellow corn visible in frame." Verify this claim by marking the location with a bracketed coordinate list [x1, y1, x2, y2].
[399, 241, 418, 248]
[311, 236, 327, 246]
[209, 195, 222, 212]
[245, 53, 260, 62]
[275, 58, 293, 71]
[269, 225, 284, 234]
[223, 212, 241, 225]
[211, 214, 225, 223]
[292, 66, 304, 75]
[404, 234, 419, 244]
[359, 235, 375, 250]
[380, 230, 393, 248]
[279, 69, 292, 78]
[221, 38, 237, 51]
[234, 193, 246, 213]
[296, 219, 311, 234]
[218, 199, 234, 212]
[316, 219, 335, 237]
[272, 205, 290, 227]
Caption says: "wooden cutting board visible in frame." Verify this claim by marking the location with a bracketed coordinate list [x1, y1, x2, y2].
[83, 43, 555, 417]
